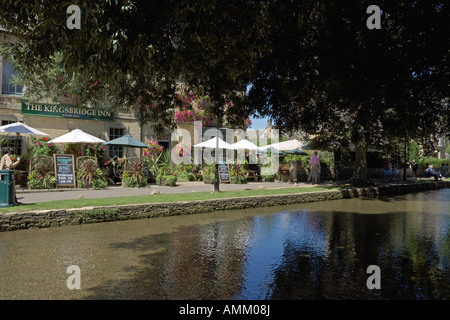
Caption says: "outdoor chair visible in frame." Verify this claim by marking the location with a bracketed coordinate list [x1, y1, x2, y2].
[245, 170, 259, 182]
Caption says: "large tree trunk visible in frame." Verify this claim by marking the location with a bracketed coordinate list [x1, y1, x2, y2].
[351, 140, 368, 185]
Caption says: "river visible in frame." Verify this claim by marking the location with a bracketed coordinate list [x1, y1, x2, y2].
[0, 189, 449, 300]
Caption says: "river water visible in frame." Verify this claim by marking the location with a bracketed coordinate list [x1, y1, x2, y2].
[0, 189, 449, 300]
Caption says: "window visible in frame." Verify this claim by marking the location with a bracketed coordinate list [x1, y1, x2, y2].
[108, 127, 124, 158]
[1, 60, 23, 95]
[1, 120, 23, 155]
[156, 132, 170, 151]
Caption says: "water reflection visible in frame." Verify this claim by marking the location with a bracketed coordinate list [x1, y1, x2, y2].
[0, 189, 449, 299]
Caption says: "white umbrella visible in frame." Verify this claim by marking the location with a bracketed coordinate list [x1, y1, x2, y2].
[230, 139, 260, 150]
[48, 129, 105, 144]
[0, 122, 49, 136]
[0, 122, 49, 153]
[259, 139, 305, 151]
[194, 137, 235, 149]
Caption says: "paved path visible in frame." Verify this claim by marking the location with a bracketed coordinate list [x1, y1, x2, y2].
[13, 177, 448, 204]
[15, 181, 329, 204]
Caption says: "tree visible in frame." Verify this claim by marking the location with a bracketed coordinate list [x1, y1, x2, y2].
[0, 0, 269, 131]
[247, 0, 449, 184]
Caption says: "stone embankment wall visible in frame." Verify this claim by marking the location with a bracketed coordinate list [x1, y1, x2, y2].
[1, 181, 449, 232]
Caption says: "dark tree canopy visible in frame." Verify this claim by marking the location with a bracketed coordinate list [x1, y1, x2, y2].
[246, 0, 449, 182]
[0, 0, 269, 129]
[1, 1, 449, 183]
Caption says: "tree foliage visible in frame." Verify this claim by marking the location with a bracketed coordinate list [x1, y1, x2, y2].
[246, 0, 449, 182]
[1, 1, 448, 183]
[0, 0, 269, 129]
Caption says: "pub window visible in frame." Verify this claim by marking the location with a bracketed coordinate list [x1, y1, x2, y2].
[156, 132, 170, 151]
[108, 127, 124, 158]
[1, 120, 23, 155]
[1, 60, 24, 95]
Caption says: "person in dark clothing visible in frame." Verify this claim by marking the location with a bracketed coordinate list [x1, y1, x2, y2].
[411, 160, 419, 179]
[425, 164, 442, 181]
[108, 156, 121, 184]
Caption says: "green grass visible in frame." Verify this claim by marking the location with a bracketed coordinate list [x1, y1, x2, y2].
[0, 186, 342, 213]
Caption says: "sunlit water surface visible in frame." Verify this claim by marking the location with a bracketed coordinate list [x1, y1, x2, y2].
[0, 189, 449, 299]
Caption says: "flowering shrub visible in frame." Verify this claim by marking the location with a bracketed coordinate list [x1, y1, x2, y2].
[57, 143, 105, 163]
[174, 90, 252, 129]
[103, 157, 125, 168]
[174, 90, 215, 126]
[143, 138, 164, 157]
[82, 143, 104, 159]
[172, 138, 192, 159]
[30, 137, 57, 156]
[244, 118, 252, 129]
[59, 143, 81, 156]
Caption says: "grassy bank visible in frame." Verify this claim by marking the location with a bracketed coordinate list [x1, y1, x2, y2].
[1, 186, 342, 213]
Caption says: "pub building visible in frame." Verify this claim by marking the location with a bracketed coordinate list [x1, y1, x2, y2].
[0, 28, 171, 159]
[1, 27, 250, 167]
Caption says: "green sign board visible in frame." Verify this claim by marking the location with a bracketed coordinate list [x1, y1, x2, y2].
[54, 154, 76, 187]
[21, 101, 114, 122]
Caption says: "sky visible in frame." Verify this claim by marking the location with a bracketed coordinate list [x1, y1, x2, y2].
[249, 116, 271, 130]
[246, 84, 272, 130]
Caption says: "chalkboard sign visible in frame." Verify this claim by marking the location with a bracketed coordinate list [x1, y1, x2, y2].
[218, 158, 231, 183]
[54, 154, 76, 187]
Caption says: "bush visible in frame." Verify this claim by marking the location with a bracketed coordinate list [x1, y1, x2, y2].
[231, 176, 247, 184]
[123, 175, 148, 188]
[418, 157, 448, 169]
[156, 174, 177, 186]
[203, 174, 215, 184]
[230, 164, 247, 184]
[176, 171, 196, 182]
[123, 170, 148, 188]
[27, 171, 57, 189]
[76, 168, 107, 189]
[262, 174, 276, 182]
[164, 175, 177, 186]
[122, 159, 147, 188]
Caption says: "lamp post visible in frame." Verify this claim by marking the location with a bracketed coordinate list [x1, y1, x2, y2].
[214, 101, 222, 192]
[214, 130, 220, 192]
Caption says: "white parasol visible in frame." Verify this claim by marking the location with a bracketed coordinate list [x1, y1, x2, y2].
[48, 129, 105, 144]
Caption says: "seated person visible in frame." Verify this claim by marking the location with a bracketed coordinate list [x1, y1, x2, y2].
[109, 157, 121, 184]
[425, 165, 442, 181]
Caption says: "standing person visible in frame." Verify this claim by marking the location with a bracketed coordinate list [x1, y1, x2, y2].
[307, 151, 321, 183]
[108, 156, 121, 184]
[0, 147, 21, 204]
[411, 159, 419, 180]
[391, 158, 398, 178]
